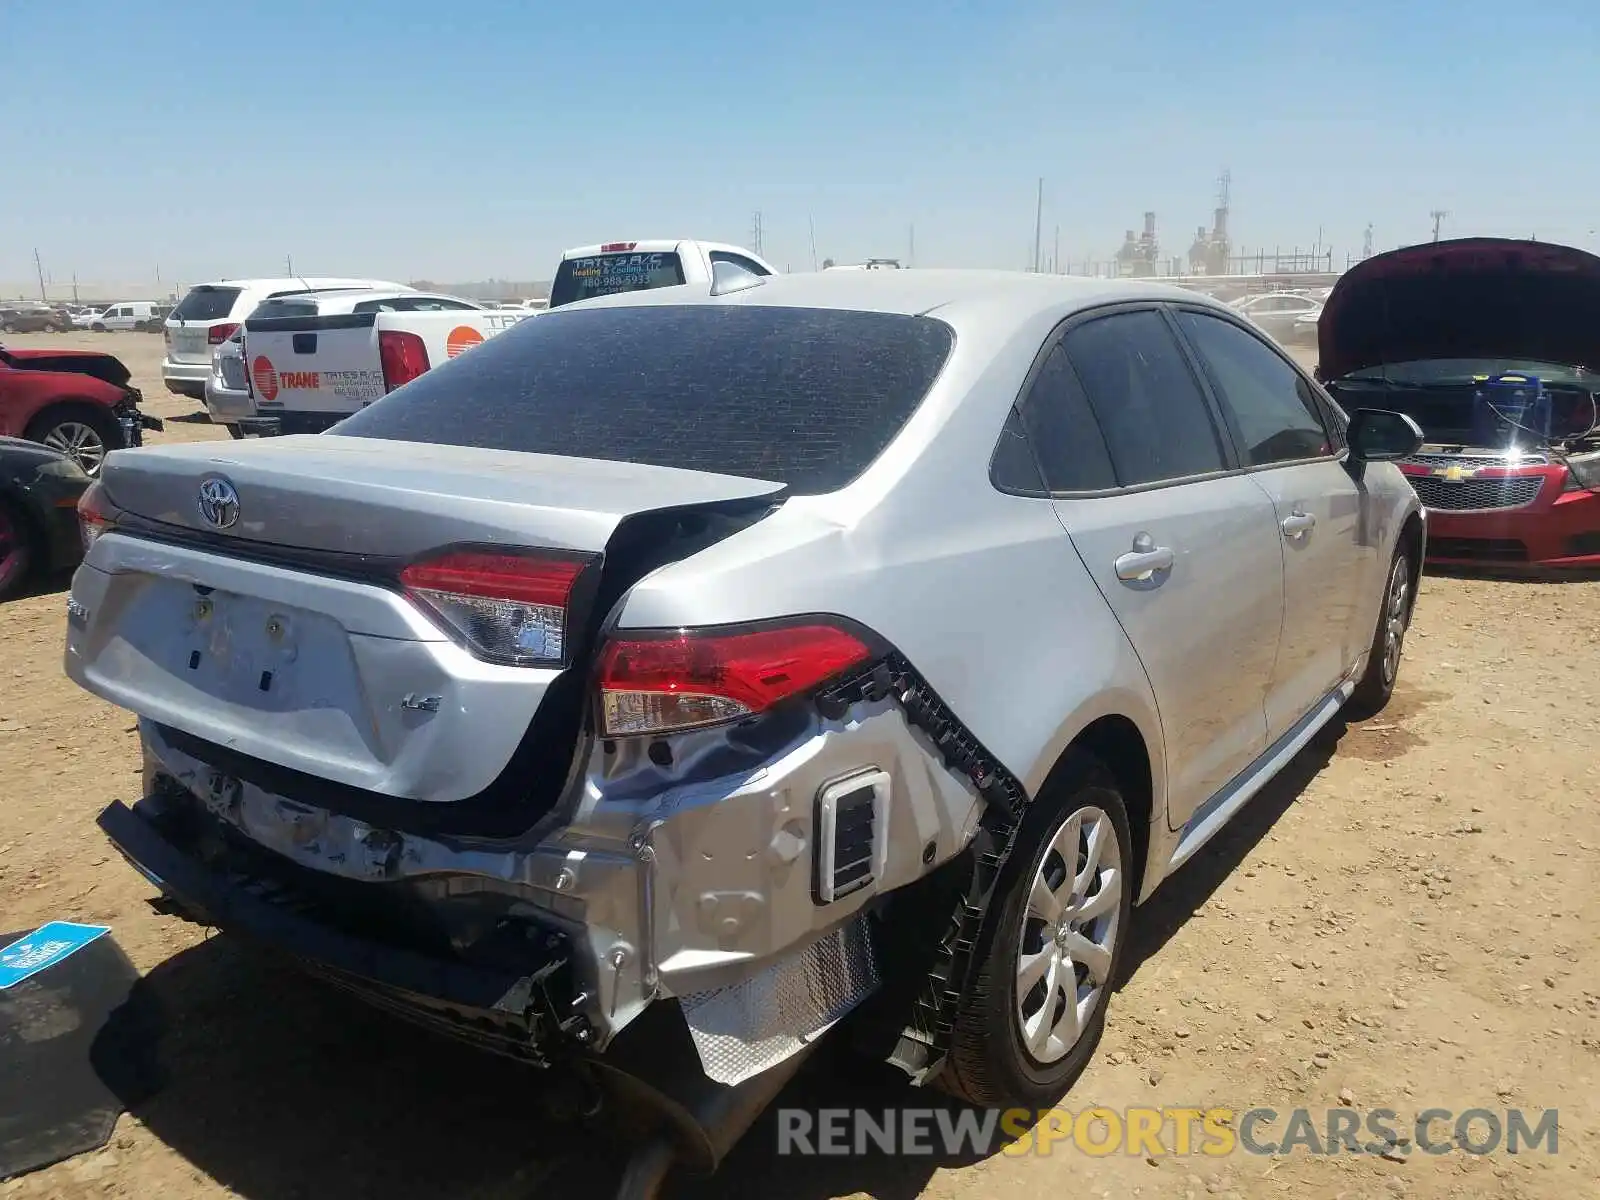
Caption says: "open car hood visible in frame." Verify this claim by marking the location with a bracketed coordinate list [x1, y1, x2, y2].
[1317, 237, 1600, 381]
[0, 346, 133, 389]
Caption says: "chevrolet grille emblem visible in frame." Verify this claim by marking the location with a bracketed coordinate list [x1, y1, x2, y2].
[1433, 465, 1476, 482]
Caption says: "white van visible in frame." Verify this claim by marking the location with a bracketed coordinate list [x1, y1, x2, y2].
[92, 302, 167, 332]
[162, 276, 411, 400]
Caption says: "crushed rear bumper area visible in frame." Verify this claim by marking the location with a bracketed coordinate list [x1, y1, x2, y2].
[98, 795, 595, 1063]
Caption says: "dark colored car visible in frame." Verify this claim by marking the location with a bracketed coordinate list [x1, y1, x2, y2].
[0, 436, 90, 600]
[0, 305, 73, 334]
[0, 344, 162, 475]
[1316, 237, 1600, 570]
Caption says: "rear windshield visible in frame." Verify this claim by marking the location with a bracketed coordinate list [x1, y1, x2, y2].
[171, 286, 242, 322]
[547, 252, 686, 308]
[332, 305, 956, 494]
[249, 298, 318, 320]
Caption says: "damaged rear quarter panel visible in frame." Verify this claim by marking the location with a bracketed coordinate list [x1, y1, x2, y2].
[610, 303, 1168, 824]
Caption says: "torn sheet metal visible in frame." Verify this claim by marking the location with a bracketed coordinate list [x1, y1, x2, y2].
[678, 914, 880, 1086]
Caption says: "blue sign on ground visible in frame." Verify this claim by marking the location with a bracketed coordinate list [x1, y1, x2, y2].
[0, 922, 112, 990]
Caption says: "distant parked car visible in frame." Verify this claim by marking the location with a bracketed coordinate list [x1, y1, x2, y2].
[0, 304, 72, 333]
[163, 277, 414, 401]
[0, 343, 162, 474]
[1228, 291, 1323, 344]
[0, 436, 90, 601]
[71, 307, 105, 330]
[547, 238, 777, 308]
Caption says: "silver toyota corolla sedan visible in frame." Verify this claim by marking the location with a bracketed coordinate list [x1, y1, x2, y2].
[64, 268, 1425, 1191]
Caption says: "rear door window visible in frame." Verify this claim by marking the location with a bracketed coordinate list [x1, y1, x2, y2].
[547, 252, 687, 308]
[1174, 310, 1333, 466]
[171, 286, 243, 322]
[1012, 343, 1118, 492]
[333, 304, 954, 495]
[1061, 310, 1229, 486]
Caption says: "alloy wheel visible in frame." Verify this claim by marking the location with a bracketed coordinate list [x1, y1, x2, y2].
[42, 422, 108, 475]
[1382, 556, 1410, 686]
[1015, 804, 1122, 1065]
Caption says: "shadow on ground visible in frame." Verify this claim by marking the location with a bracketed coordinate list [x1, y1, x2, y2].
[108, 719, 1349, 1198]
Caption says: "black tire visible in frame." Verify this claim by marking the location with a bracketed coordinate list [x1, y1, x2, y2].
[0, 497, 36, 603]
[226, 423, 247, 440]
[91, 323, 107, 333]
[25, 403, 123, 477]
[934, 753, 1135, 1110]
[1346, 545, 1413, 718]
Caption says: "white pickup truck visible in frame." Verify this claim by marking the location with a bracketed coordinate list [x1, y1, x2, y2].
[211, 289, 532, 436]
[547, 239, 777, 308]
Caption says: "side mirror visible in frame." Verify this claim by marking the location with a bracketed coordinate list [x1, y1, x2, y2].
[1348, 408, 1423, 463]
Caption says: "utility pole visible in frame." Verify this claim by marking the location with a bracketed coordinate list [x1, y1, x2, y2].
[1362, 223, 1374, 260]
[1430, 210, 1447, 242]
[1053, 225, 1060, 275]
[286, 253, 295, 275]
[750, 212, 763, 257]
[808, 214, 818, 271]
[33, 248, 46, 301]
[1032, 178, 1044, 273]
[72, 272, 79, 304]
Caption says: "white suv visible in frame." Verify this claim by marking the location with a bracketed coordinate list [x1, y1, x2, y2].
[162, 277, 411, 400]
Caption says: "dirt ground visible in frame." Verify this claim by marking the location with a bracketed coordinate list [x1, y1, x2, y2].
[1, 331, 1597, 1199]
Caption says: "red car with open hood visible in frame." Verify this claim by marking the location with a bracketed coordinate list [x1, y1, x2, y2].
[1315, 237, 1600, 570]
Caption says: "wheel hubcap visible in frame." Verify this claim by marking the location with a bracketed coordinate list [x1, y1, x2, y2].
[1016, 805, 1122, 1065]
[1382, 557, 1409, 685]
[42, 422, 107, 475]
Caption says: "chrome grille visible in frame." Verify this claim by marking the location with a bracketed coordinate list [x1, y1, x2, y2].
[1406, 450, 1550, 469]
[1409, 474, 1545, 511]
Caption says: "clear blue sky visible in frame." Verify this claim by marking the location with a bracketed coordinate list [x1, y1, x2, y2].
[5, 0, 1598, 289]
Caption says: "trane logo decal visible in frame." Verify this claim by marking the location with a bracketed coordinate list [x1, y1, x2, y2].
[251, 355, 279, 402]
[446, 325, 484, 358]
[279, 370, 321, 390]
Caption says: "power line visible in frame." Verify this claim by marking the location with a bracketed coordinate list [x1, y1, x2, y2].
[1032, 178, 1044, 273]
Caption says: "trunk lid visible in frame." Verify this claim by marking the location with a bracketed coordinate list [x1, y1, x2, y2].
[68, 437, 785, 804]
[99, 435, 786, 556]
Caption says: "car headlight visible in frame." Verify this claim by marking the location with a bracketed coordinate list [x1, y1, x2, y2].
[1566, 450, 1600, 491]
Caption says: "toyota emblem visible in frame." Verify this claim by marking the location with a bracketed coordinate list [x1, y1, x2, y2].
[197, 476, 240, 530]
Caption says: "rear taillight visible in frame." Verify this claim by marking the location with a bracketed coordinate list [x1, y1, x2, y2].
[597, 621, 875, 737]
[399, 550, 590, 666]
[379, 330, 430, 392]
[77, 480, 116, 551]
[208, 322, 240, 345]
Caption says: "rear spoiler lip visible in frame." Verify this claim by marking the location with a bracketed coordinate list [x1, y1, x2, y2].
[244, 311, 379, 334]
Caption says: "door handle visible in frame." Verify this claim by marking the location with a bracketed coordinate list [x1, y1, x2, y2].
[1281, 510, 1316, 538]
[1115, 532, 1175, 581]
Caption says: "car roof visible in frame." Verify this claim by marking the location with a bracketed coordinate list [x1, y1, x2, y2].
[559, 239, 761, 259]
[252, 289, 477, 313]
[559, 267, 1227, 323]
[184, 277, 414, 292]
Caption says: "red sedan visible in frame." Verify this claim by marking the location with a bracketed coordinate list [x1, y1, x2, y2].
[0, 344, 161, 475]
